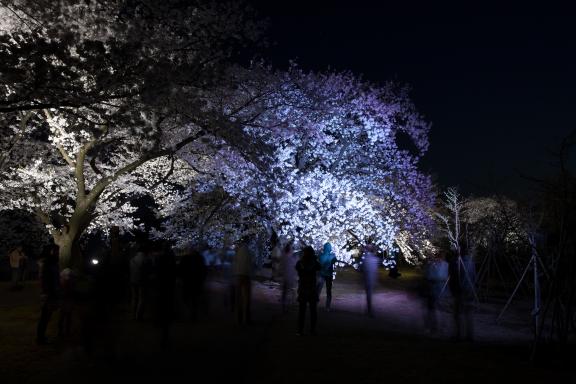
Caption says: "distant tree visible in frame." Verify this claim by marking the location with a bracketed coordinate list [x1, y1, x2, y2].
[464, 195, 532, 295]
[528, 130, 576, 345]
[435, 187, 465, 255]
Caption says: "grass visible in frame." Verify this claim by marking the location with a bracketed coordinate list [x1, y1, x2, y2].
[0, 269, 574, 383]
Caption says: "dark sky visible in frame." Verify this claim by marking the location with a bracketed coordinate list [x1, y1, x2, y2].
[247, 0, 576, 197]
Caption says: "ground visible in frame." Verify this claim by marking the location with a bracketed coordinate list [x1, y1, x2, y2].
[1, 267, 574, 383]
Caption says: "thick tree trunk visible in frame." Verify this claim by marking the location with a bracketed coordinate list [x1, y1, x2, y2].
[57, 235, 73, 269]
[55, 227, 83, 271]
[53, 208, 91, 271]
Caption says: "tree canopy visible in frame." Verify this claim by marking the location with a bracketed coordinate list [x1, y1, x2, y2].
[0, 0, 435, 269]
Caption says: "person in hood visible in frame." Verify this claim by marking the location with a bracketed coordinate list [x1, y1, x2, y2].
[317, 242, 337, 311]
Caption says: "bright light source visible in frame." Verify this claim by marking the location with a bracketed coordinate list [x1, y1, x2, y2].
[91, 258, 99, 265]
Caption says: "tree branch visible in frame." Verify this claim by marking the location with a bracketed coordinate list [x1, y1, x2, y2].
[201, 193, 230, 231]
[86, 129, 206, 206]
[75, 131, 104, 202]
[0, 111, 34, 170]
[42, 109, 76, 168]
[149, 155, 176, 190]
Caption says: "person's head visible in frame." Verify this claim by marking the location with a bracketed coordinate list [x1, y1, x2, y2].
[283, 241, 293, 253]
[134, 240, 146, 253]
[46, 245, 59, 264]
[148, 240, 164, 256]
[432, 248, 446, 261]
[184, 241, 198, 255]
[302, 245, 315, 262]
[322, 242, 332, 254]
[163, 241, 175, 254]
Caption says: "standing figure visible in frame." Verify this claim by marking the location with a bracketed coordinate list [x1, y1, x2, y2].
[179, 245, 207, 321]
[296, 246, 321, 335]
[362, 244, 379, 317]
[219, 241, 236, 310]
[423, 251, 449, 333]
[448, 248, 476, 341]
[9, 245, 27, 290]
[317, 242, 337, 311]
[232, 237, 253, 325]
[36, 242, 60, 345]
[280, 241, 297, 312]
[58, 267, 76, 338]
[270, 239, 283, 282]
[130, 246, 153, 321]
[154, 242, 176, 349]
[388, 247, 402, 279]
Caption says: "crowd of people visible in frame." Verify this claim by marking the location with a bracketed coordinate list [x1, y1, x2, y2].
[3, 236, 477, 349]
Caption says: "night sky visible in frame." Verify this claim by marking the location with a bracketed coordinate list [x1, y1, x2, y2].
[247, 0, 576, 197]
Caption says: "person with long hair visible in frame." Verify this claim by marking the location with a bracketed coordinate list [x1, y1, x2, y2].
[295, 245, 321, 335]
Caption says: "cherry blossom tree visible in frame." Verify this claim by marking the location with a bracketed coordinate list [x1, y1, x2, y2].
[156, 67, 436, 267]
[1, 2, 436, 272]
[252, 69, 435, 265]
[465, 196, 527, 251]
[0, 0, 263, 268]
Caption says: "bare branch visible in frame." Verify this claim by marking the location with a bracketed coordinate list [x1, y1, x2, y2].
[149, 155, 176, 190]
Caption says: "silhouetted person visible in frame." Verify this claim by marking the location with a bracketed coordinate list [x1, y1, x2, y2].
[362, 244, 379, 317]
[296, 245, 320, 335]
[448, 248, 476, 341]
[85, 250, 115, 358]
[9, 245, 27, 290]
[280, 241, 297, 313]
[317, 242, 337, 311]
[233, 237, 253, 325]
[36, 242, 60, 345]
[58, 267, 76, 338]
[271, 239, 283, 282]
[154, 242, 176, 349]
[66, 241, 112, 357]
[130, 247, 153, 320]
[423, 251, 449, 333]
[70, 263, 96, 355]
[179, 245, 207, 321]
[388, 248, 402, 279]
[200, 243, 216, 267]
[219, 242, 236, 311]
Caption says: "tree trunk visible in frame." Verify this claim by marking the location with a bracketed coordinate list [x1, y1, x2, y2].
[55, 227, 83, 271]
[54, 208, 90, 271]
